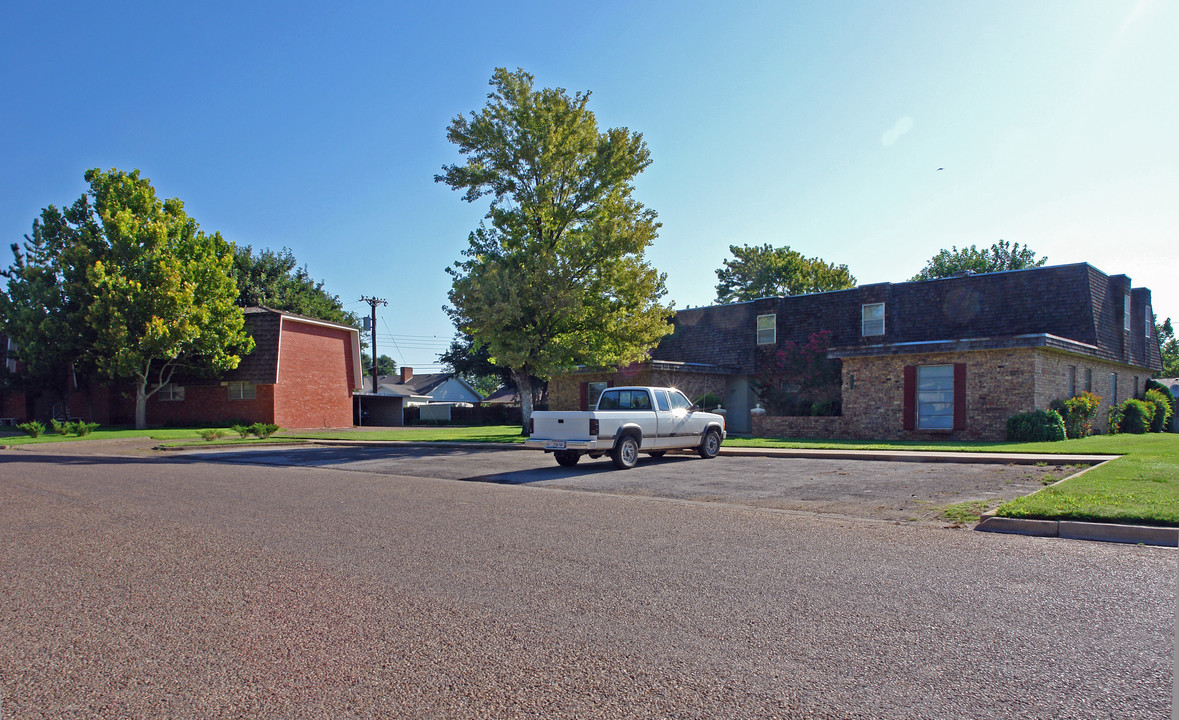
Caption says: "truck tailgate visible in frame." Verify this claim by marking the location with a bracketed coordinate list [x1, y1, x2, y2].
[530, 411, 596, 441]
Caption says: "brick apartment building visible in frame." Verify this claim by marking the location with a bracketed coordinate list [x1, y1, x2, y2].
[549, 263, 1164, 440]
[1, 307, 361, 429]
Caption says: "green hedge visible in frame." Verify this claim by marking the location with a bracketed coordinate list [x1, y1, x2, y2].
[1006, 409, 1066, 442]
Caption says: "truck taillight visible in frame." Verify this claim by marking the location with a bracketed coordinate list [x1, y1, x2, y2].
[528, 418, 534, 436]
[589, 419, 599, 437]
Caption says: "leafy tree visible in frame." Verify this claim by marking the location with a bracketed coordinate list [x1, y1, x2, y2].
[83, 168, 254, 429]
[0, 196, 104, 416]
[714, 244, 855, 303]
[360, 353, 397, 377]
[437, 68, 673, 427]
[232, 245, 359, 327]
[439, 332, 545, 401]
[1157, 318, 1179, 377]
[910, 239, 1046, 281]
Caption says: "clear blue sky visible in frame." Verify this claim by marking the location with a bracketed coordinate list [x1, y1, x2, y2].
[3, 1, 1176, 372]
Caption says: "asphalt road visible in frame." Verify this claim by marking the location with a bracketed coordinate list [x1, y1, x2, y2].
[1, 444, 1174, 719]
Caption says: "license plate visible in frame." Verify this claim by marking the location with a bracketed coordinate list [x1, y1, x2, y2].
[545, 441, 567, 450]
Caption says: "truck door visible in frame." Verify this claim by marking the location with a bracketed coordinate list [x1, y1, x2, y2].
[653, 390, 675, 448]
[667, 389, 705, 446]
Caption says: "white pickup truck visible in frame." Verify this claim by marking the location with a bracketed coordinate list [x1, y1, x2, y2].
[524, 386, 727, 470]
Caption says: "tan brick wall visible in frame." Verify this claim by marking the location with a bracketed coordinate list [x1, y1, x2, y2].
[1032, 352, 1150, 433]
[839, 350, 1039, 441]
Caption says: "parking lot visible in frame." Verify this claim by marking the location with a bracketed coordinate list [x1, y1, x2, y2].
[186, 443, 1077, 524]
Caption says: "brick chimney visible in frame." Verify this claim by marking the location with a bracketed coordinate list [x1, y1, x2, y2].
[400, 367, 413, 383]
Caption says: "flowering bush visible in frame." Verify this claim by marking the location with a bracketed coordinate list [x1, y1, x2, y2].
[753, 330, 842, 416]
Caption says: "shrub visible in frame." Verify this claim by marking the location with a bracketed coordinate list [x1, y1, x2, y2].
[1145, 379, 1175, 432]
[17, 421, 45, 438]
[69, 421, 99, 436]
[694, 392, 723, 411]
[249, 422, 280, 439]
[199, 429, 227, 442]
[1107, 404, 1124, 434]
[231, 424, 252, 439]
[1058, 391, 1101, 439]
[1005, 409, 1066, 442]
[1144, 389, 1172, 433]
[49, 418, 70, 435]
[1116, 399, 1154, 434]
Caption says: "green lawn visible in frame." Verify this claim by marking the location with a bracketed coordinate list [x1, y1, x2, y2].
[993, 434, 1179, 527]
[0, 426, 232, 445]
[6, 423, 1176, 527]
[288, 426, 525, 444]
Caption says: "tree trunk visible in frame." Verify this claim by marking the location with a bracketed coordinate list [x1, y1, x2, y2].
[135, 379, 147, 430]
[515, 370, 533, 435]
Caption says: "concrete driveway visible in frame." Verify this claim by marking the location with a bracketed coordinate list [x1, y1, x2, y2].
[181, 443, 1077, 524]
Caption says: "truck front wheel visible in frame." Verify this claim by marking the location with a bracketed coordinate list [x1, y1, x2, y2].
[553, 450, 581, 467]
[698, 428, 722, 459]
[611, 435, 640, 470]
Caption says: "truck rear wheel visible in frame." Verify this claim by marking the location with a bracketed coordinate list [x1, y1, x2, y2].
[611, 434, 640, 470]
[553, 450, 581, 467]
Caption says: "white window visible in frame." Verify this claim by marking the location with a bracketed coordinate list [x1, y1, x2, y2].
[4, 337, 16, 374]
[228, 381, 256, 400]
[1146, 305, 1152, 338]
[756, 314, 776, 345]
[1124, 295, 1131, 332]
[157, 383, 185, 402]
[917, 365, 954, 430]
[862, 303, 885, 336]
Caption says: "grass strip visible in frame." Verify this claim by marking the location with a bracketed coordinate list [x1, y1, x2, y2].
[994, 434, 1179, 527]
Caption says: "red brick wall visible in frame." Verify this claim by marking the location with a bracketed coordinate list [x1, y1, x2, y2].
[272, 319, 356, 428]
[143, 384, 274, 426]
[1, 391, 26, 421]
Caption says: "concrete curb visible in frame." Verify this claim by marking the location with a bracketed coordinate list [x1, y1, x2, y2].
[976, 515, 1178, 547]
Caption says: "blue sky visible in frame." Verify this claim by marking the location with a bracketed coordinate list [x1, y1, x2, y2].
[3, 1, 1176, 372]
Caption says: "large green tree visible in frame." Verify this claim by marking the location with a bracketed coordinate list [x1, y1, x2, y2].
[714, 244, 856, 303]
[84, 168, 254, 429]
[438, 68, 673, 426]
[360, 353, 397, 377]
[232, 245, 359, 327]
[2, 169, 254, 429]
[1157, 318, 1179, 377]
[910, 239, 1046, 281]
[0, 197, 104, 416]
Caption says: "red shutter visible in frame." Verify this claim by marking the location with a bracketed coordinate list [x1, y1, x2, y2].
[953, 363, 967, 430]
[902, 365, 916, 431]
[579, 382, 588, 411]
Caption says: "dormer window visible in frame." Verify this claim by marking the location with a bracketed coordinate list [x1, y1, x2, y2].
[756, 314, 776, 345]
[1146, 305, 1152, 338]
[862, 303, 885, 336]
[1124, 294, 1131, 333]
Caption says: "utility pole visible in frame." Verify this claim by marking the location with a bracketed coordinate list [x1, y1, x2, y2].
[359, 295, 387, 426]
